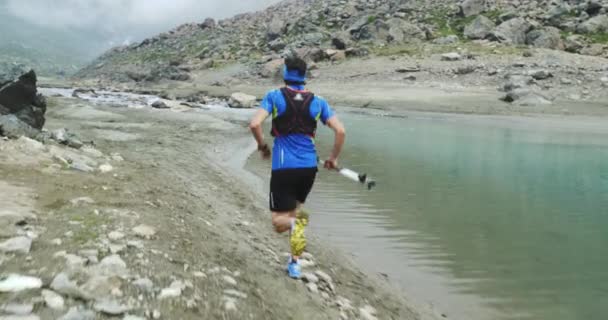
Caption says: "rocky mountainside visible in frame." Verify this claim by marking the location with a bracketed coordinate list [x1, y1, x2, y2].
[76, 0, 608, 83]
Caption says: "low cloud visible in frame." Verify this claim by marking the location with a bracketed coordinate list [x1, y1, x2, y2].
[6, 0, 282, 40]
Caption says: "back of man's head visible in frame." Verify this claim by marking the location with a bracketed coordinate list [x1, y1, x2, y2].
[284, 56, 307, 85]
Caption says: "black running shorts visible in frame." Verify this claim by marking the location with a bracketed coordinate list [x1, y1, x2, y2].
[269, 168, 317, 212]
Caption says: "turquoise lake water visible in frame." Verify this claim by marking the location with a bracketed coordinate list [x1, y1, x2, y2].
[250, 113, 608, 320]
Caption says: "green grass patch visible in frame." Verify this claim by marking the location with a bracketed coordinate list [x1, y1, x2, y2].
[425, 9, 479, 37]
[367, 15, 377, 24]
[588, 32, 608, 44]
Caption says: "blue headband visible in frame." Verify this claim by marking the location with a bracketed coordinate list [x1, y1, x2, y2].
[283, 65, 306, 83]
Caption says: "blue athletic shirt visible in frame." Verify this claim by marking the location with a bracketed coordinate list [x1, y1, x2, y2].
[261, 86, 335, 171]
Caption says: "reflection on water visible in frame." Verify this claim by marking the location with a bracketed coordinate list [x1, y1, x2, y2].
[249, 113, 608, 320]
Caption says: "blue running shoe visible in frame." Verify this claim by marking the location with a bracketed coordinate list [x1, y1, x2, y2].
[287, 259, 302, 279]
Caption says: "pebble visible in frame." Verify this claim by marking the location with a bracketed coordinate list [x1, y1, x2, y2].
[96, 255, 128, 276]
[51, 238, 63, 246]
[0, 274, 42, 292]
[108, 231, 126, 241]
[222, 275, 237, 286]
[42, 289, 65, 310]
[132, 224, 156, 239]
[223, 297, 237, 312]
[158, 286, 182, 299]
[306, 282, 319, 294]
[223, 289, 247, 299]
[301, 272, 319, 284]
[70, 162, 95, 173]
[0, 236, 32, 254]
[123, 316, 146, 320]
[1, 303, 34, 315]
[58, 307, 96, 320]
[314, 270, 333, 284]
[69, 197, 95, 206]
[440, 52, 462, 61]
[111, 153, 124, 162]
[99, 164, 114, 173]
[132, 278, 154, 292]
[193, 271, 207, 278]
[359, 305, 378, 320]
[109, 244, 127, 254]
[50, 273, 91, 301]
[0, 315, 40, 320]
[94, 299, 131, 316]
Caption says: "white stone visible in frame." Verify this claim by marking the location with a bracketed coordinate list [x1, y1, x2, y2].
[108, 231, 125, 241]
[42, 289, 65, 310]
[0, 236, 32, 254]
[158, 287, 181, 299]
[441, 52, 462, 61]
[70, 197, 95, 206]
[1, 303, 34, 315]
[223, 297, 237, 311]
[0, 315, 40, 320]
[228, 92, 257, 108]
[222, 275, 237, 286]
[123, 316, 146, 320]
[132, 225, 156, 239]
[51, 238, 63, 246]
[96, 255, 128, 276]
[301, 272, 319, 284]
[359, 305, 378, 320]
[58, 307, 95, 320]
[99, 164, 114, 173]
[223, 289, 247, 299]
[0, 274, 42, 292]
[132, 278, 154, 292]
[314, 270, 333, 284]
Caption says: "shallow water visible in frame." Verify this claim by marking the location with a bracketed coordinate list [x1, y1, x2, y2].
[249, 113, 608, 320]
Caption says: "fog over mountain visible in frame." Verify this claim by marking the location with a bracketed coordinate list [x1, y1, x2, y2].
[0, 0, 282, 74]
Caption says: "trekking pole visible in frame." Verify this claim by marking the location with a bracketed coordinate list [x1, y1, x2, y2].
[318, 159, 377, 190]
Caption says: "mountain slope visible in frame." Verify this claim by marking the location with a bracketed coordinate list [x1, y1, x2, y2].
[76, 0, 608, 83]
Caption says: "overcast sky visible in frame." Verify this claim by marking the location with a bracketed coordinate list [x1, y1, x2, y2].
[5, 0, 282, 44]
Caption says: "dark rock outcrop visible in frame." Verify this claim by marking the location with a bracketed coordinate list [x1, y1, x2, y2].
[0, 69, 47, 131]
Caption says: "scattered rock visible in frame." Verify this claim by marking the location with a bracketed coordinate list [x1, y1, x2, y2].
[395, 66, 420, 73]
[223, 297, 237, 312]
[42, 289, 65, 310]
[464, 15, 495, 40]
[222, 275, 237, 286]
[58, 307, 95, 320]
[223, 289, 247, 299]
[491, 18, 532, 45]
[564, 35, 586, 53]
[577, 14, 608, 34]
[433, 35, 459, 45]
[99, 164, 114, 173]
[301, 272, 319, 284]
[526, 27, 563, 49]
[94, 300, 131, 316]
[95, 255, 128, 277]
[72, 88, 97, 98]
[228, 92, 256, 108]
[0, 274, 42, 292]
[441, 52, 462, 61]
[70, 197, 95, 206]
[306, 282, 319, 294]
[158, 280, 186, 300]
[529, 70, 553, 80]
[151, 100, 169, 109]
[50, 273, 91, 300]
[0, 315, 40, 320]
[132, 278, 154, 292]
[460, 0, 485, 17]
[123, 316, 146, 320]
[314, 270, 333, 285]
[132, 225, 156, 239]
[108, 231, 126, 241]
[454, 66, 476, 75]
[1, 303, 34, 315]
[0, 236, 32, 254]
[359, 305, 379, 320]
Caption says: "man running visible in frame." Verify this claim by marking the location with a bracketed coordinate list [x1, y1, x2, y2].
[249, 55, 346, 279]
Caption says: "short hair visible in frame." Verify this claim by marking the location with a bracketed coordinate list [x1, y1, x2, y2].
[284, 55, 307, 77]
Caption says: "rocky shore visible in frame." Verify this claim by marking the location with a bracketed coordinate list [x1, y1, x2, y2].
[0, 86, 440, 319]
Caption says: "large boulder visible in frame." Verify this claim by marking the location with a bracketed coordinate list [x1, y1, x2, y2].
[260, 58, 284, 79]
[386, 18, 426, 43]
[460, 0, 486, 17]
[491, 18, 533, 45]
[0, 69, 46, 131]
[526, 27, 563, 49]
[228, 93, 257, 108]
[464, 15, 495, 39]
[564, 35, 586, 53]
[576, 15, 608, 33]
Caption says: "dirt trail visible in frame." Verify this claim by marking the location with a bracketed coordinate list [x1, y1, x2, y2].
[0, 96, 439, 320]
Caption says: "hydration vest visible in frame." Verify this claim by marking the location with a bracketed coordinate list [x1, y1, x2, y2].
[271, 87, 318, 138]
